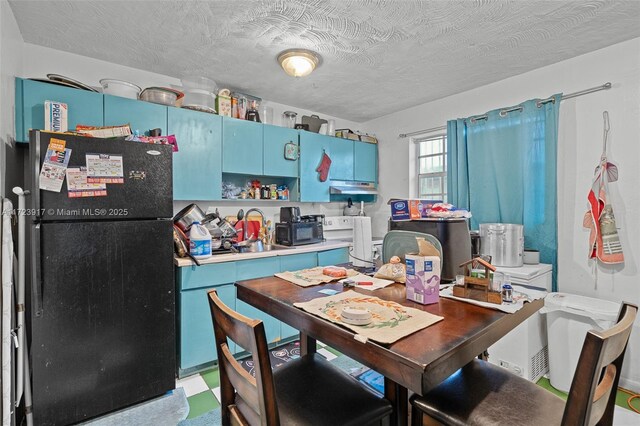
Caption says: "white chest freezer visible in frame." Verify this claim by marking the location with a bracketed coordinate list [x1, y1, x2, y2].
[487, 263, 552, 382]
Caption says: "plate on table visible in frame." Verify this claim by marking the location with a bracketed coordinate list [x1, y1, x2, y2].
[46, 74, 98, 92]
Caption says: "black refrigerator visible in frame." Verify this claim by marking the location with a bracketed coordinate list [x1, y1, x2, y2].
[28, 131, 176, 425]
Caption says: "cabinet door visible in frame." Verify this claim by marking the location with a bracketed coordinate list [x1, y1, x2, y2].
[317, 248, 350, 266]
[17, 79, 104, 142]
[279, 253, 318, 271]
[263, 125, 299, 177]
[168, 108, 222, 200]
[299, 132, 331, 202]
[329, 137, 354, 181]
[279, 253, 317, 340]
[104, 95, 167, 136]
[235, 258, 281, 346]
[354, 141, 377, 182]
[179, 284, 235, 371]
[222, 117, 263, 174]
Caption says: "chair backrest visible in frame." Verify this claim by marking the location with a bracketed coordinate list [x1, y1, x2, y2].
[562, 302, 637, 426]
[382, 230, 443, 264]
[208, 290, 278, 426]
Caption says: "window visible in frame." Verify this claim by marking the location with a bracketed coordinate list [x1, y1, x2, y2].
[416, 134, 447, 202]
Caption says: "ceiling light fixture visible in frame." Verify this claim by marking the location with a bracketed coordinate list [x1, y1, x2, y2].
[277, 49, 321, 77]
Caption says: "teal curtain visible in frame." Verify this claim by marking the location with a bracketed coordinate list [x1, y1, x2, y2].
[447, 95, 561, 291]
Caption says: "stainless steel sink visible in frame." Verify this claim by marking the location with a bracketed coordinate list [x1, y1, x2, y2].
[237, 243, 294, 253]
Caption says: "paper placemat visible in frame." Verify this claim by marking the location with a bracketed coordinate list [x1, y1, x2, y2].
[338, 274, 395, 290]
[294, 290, 443, 344]
[275, 266, 359, 287]
[440, 284, 547, 313]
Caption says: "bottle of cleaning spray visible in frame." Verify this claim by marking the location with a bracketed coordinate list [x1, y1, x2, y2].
[189, 221, 212, 259]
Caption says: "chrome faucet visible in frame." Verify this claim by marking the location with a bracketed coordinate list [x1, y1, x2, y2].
[244, 208, 266, 241]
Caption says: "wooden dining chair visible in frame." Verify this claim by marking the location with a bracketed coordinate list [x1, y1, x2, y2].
[409, 302, 637, 426]
[207, 290, 393, 426]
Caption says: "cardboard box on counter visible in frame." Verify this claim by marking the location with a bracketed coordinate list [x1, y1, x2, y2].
[406, 255, 441, 305]
[388, 199, 441, 221]
[45, 100, 68, 133]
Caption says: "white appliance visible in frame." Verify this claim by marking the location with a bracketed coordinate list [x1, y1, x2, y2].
[487, 263, 552, 382]
[323, 216, 383, 267]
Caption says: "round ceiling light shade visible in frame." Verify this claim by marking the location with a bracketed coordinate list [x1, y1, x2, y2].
[277, 49, 321, 77]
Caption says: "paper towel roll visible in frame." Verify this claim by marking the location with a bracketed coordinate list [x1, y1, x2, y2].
[352, 216, 373, 267]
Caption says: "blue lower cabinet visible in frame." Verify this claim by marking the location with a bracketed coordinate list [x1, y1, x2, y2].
[279, 253, 316, 341]
[279, 252, 318, 271]
[235, 257, 280, 281]
[234, 257, 282, 348]
[317, 248, 350, 266]
[281, 322, 299, 341]
[179, 284, 236, 371]
[180, 262, 236, 291]
[235, 299, 282, 347]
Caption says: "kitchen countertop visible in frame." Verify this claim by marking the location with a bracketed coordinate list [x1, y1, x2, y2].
[174, 240, 351, 267]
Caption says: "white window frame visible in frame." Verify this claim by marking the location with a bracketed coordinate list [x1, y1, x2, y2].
[415, 134, 447, 201]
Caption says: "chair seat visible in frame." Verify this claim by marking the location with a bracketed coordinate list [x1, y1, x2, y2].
[411, 359, 565, 426]
[273, 353, 393, 426]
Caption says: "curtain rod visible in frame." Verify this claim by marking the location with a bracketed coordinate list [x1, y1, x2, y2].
[399, 82, 612, 138]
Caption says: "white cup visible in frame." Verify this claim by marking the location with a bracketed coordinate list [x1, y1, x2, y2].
[319, 123, 328, 135]
[327, 119, 336, 136]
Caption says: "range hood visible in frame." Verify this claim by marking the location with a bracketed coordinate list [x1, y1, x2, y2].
[329, 180, 378, 195]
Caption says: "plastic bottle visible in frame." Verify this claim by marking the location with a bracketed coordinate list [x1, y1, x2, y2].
[502, 274, 513, 303]
[189, 221, 212, 259]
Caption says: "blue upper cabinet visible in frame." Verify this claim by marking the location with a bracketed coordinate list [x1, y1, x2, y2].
[15, 78, 104, 142]
[263, 125, 299, 178]
[168, 108, 222, 200]
[222, 117, 263, 174]
[299, 131, 331, 202]
[103, 94, 167, 135]
[354, 141, 377, 182]
[329, 136, 354, 181]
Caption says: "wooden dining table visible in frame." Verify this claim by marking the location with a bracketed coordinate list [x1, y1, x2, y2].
[235, 277, 544, 426]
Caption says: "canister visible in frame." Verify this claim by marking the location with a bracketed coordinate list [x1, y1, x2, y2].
[479, 223, 524, 267]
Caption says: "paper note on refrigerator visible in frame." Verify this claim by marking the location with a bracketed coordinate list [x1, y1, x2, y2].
[66, 167, 107, 198]
[39, 138, 71, 192]
[86, 153, 124, 184]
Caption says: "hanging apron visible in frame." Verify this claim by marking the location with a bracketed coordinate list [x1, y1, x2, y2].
[583, 112, 624, 264]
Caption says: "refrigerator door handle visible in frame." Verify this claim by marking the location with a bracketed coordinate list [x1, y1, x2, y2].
[31, 223, 44, 316]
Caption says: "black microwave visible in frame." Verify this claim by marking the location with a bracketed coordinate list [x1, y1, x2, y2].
[275, 221, 324, 246]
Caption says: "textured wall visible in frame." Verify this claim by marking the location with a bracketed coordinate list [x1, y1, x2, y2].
[9, 0, 640, 121]
[1, 0, 23, 199]
[364, 37, 640, 391]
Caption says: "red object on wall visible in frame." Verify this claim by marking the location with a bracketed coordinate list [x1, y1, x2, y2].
[316, 152, 332, 182]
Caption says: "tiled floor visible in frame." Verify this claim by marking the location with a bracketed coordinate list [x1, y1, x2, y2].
[176, 341, 640, 421]
[175, 340, 342, 420]
[537, 377, 640, 413]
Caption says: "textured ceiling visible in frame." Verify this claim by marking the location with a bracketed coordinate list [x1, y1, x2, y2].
[9, 0, 640, 122]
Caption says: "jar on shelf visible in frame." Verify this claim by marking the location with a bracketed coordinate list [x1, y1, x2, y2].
[282, 111, 297, 128]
